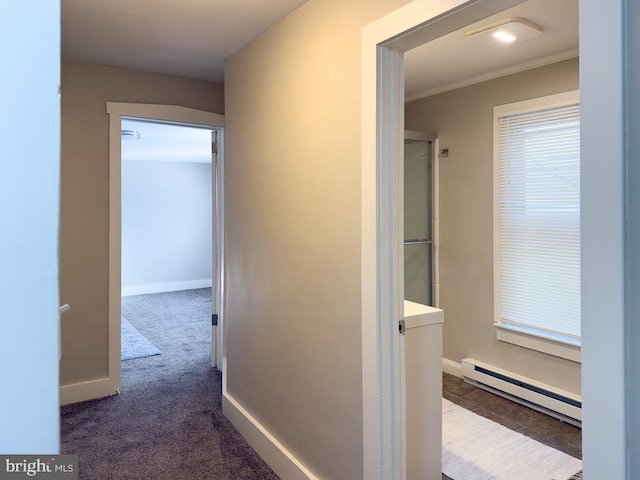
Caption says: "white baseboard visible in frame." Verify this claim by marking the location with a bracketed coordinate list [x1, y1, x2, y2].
[59, 377, 119, 406]
[222, 392, 318, 480]
[121, 279, 212, 297]
[442, 358, 463, 378]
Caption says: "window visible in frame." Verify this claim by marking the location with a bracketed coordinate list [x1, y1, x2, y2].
[493, 90, 581, 362]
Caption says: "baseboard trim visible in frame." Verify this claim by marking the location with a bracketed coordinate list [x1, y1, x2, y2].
[442, 358, 463, 378]
[222, 392, 318, 480]
[60, 377, 119, 406]
[121, 279, 212, 297]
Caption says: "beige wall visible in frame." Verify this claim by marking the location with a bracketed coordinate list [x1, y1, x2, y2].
[223, 0, 411, 478]
[60, 60, 224, 384]
[405, 58, 581, 394]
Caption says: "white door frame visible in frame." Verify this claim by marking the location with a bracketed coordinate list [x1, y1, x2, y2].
[361, 4, 525, 476]
[362, 0, 629, 478]
[107, 103, 226, 394]
[211, 129, 226, 369]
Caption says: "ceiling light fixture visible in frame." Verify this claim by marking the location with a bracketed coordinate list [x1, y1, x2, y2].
[492, 30, 517, 43]
[465, 17, 544, 43]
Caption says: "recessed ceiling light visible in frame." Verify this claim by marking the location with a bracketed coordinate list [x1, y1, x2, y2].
[466, 17, 544, 43]
[492, 30, 517, 43]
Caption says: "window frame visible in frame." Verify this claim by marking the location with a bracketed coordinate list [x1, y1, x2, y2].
[493, 89, 581, 363]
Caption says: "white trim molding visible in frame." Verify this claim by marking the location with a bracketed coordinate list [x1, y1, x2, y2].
[495, 324, 581, 363]
[222, 393, 318, 480]
[106, 103, 225, 127]
[580, 0, 628, 476]
[60, 377, 119, 406]
[121, 279, 212, 297]
[442, 358, 462, 378]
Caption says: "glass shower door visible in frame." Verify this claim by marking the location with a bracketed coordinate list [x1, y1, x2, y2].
[404, 139, 433, 306]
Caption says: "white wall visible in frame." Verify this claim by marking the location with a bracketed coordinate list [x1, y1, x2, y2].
[0, 1, 60, 453]
[121, 158, 212, 295]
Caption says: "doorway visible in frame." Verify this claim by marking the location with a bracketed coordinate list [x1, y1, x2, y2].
[120, 118, 215, 367]
[107, 103, 225, 395]
[359, 0, 623, 478]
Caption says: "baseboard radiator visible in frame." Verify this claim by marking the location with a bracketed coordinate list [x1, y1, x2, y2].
[461, 358, 582, 427]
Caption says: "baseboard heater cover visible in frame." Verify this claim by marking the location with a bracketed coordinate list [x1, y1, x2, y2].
[461, 358, 581, 426]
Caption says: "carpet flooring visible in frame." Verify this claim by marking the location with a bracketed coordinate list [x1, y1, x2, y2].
[60, 288, 279, 480]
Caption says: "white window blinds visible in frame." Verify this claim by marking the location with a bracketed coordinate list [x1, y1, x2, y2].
[494, 93, 581, 343]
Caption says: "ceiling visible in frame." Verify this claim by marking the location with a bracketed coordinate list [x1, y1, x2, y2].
[62, 0, 578, 99]
[62, 0, 311, 83]
[404, 0, 578, 100]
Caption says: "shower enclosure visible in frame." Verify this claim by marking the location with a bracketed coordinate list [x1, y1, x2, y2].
[404, 131, 436, 307]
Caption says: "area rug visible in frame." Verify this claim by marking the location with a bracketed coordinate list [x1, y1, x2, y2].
[443, 398, 582, 480]
[121, 315, 161, 361]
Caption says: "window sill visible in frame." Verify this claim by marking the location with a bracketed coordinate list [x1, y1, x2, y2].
[494, 323, 581, 364]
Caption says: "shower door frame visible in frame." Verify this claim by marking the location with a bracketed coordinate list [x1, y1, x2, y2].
[403, 130, 439, 308]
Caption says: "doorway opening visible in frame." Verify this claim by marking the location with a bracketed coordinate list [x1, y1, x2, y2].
[119, 118, 215, 372]
[361, 0, 594, 478]
[402, 0, 582, 475]
[107, 103, 225, 397]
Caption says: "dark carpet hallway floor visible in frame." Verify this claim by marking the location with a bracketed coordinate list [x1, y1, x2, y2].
[60, 288, 279, 480]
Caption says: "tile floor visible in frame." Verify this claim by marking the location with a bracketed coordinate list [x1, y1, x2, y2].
[441, 372, 582, 480]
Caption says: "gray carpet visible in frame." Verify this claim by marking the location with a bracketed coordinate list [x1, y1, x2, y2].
[60, 288, 279, 480]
